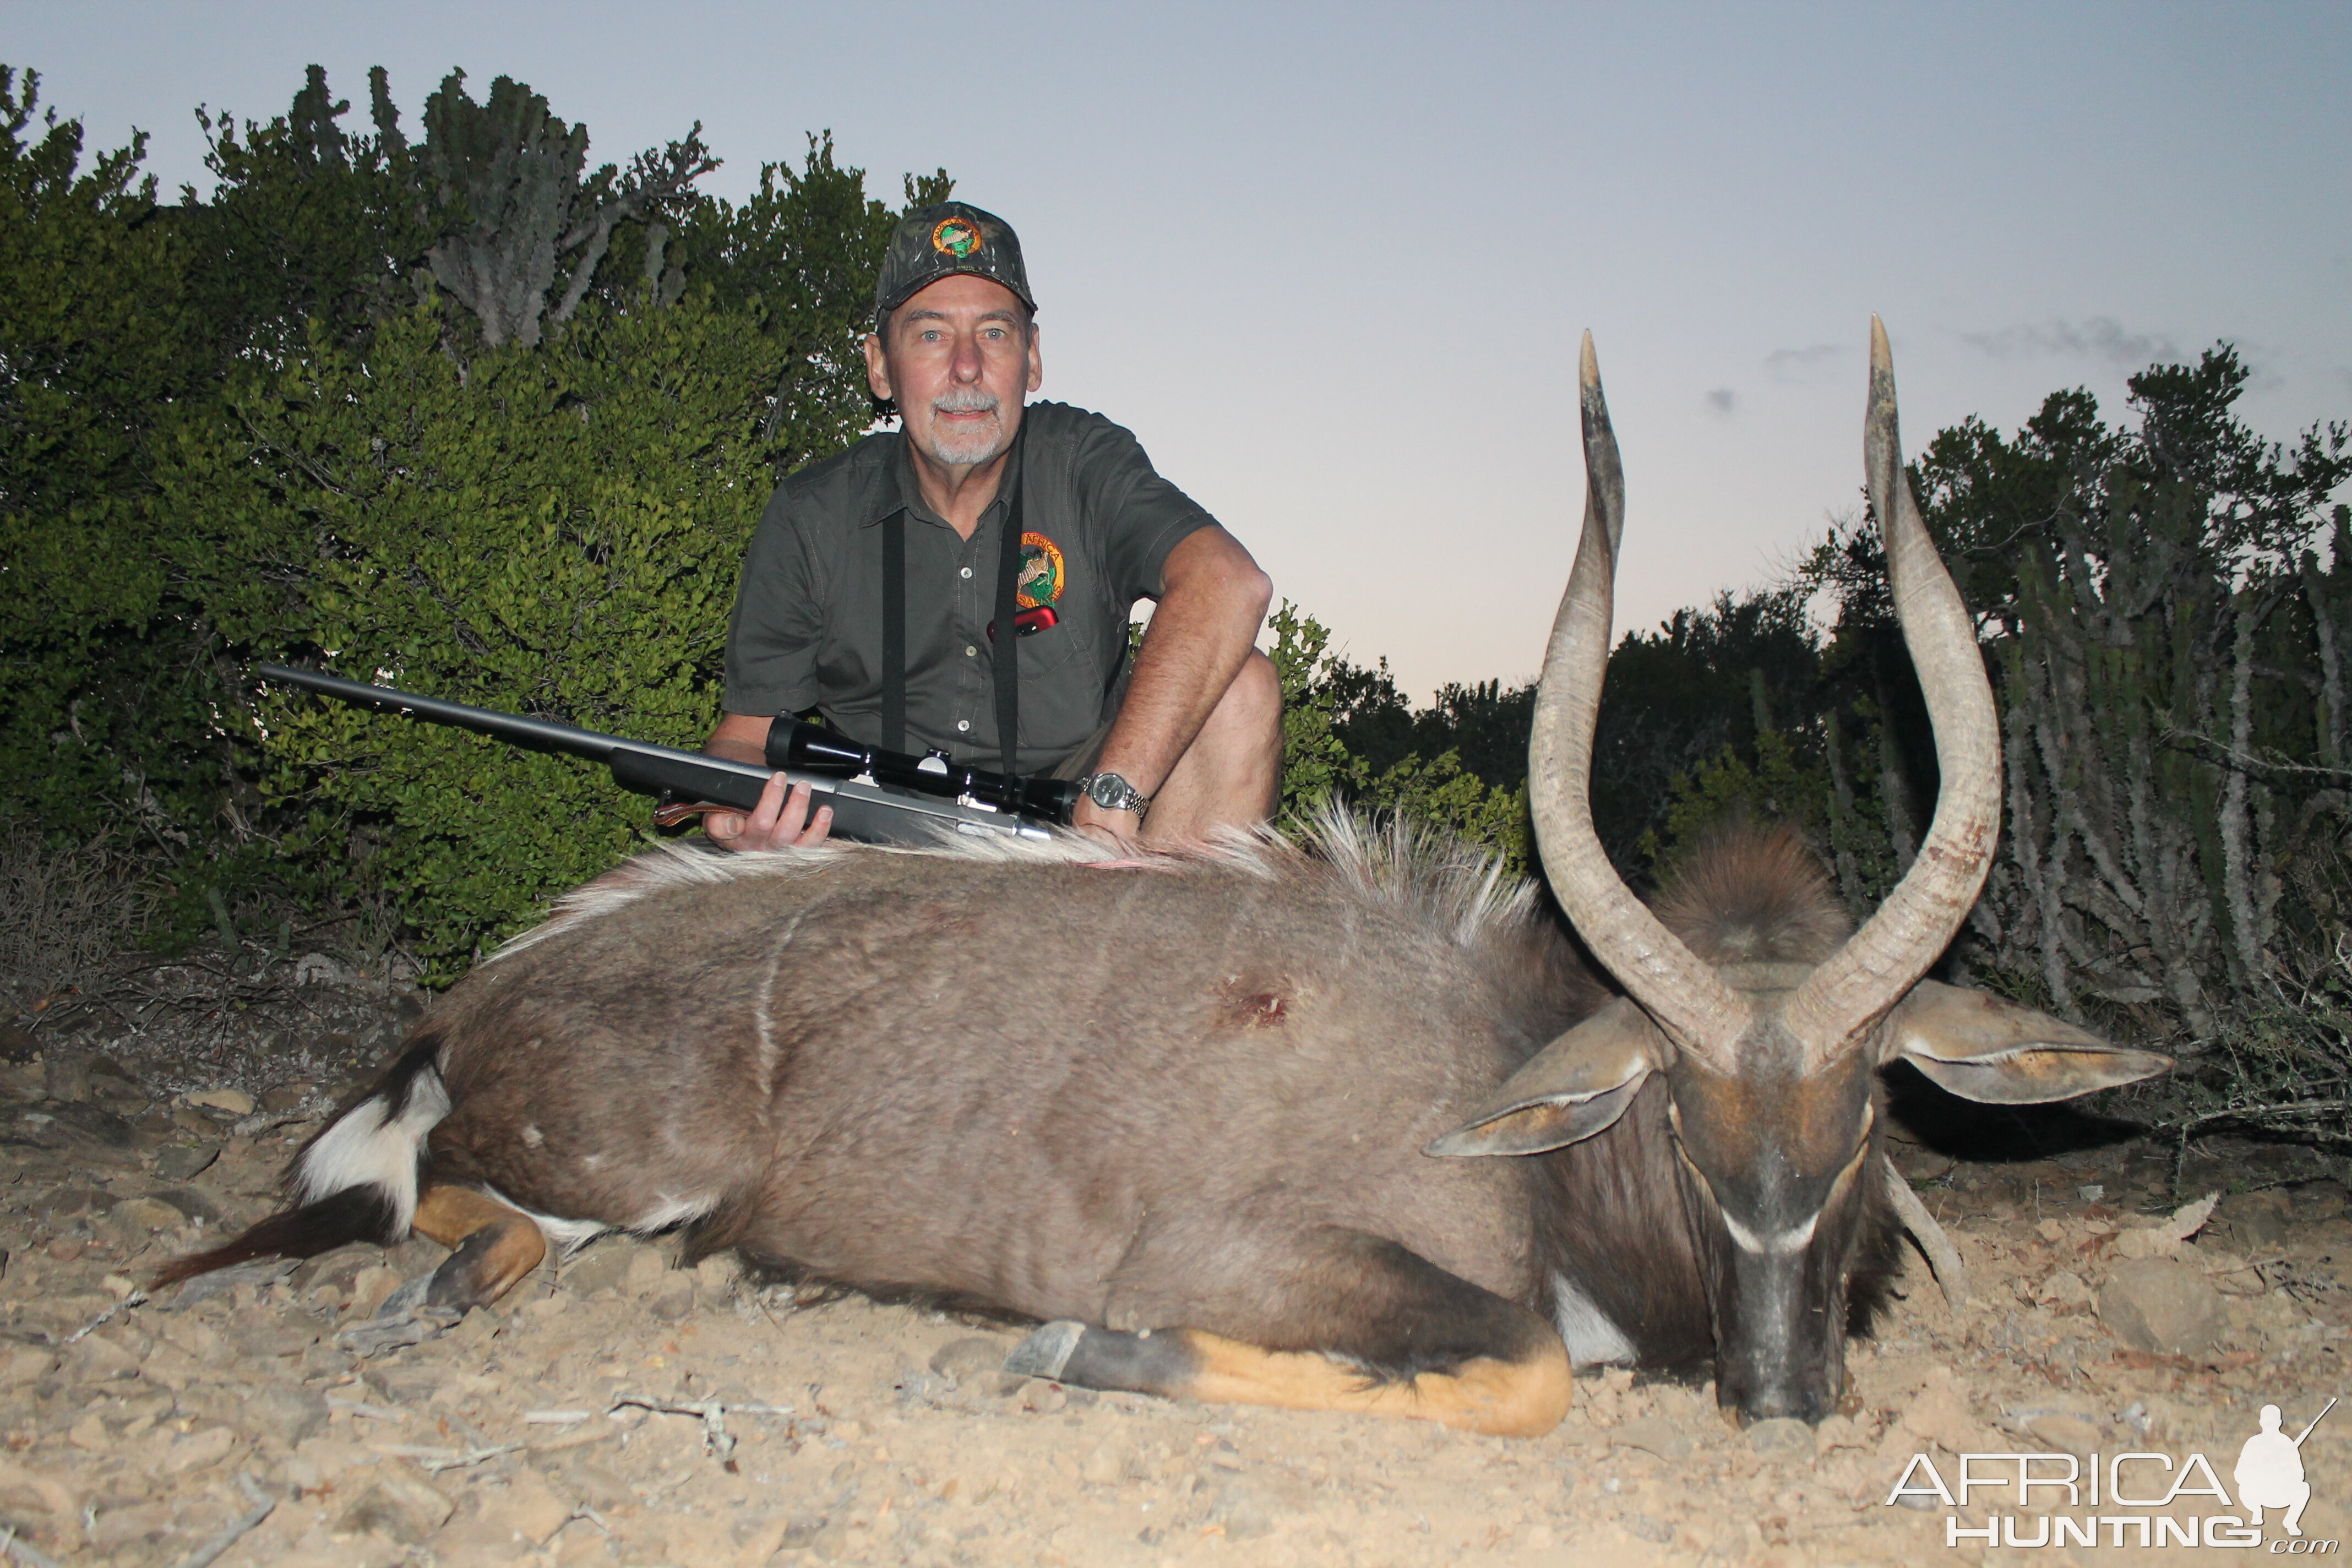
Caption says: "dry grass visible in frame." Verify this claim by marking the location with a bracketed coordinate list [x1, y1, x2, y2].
[2144, 832, 2352, 1153]
[0, 827, 163, 1001]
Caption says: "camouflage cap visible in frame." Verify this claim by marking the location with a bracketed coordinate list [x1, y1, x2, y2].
[874, 202, 1036, 320]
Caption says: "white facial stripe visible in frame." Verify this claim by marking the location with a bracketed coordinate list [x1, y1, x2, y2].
[1719, 1121, 1877, 1254]
[1721, 1207, 1820, 1256]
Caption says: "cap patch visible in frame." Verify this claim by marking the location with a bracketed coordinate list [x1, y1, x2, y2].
[932, 217, 983, 259]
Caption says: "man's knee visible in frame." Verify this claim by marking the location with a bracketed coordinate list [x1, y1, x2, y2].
[1215, 649, 1282, 738]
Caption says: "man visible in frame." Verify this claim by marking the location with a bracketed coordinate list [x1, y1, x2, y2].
[2235, 1401, 2327, 1537]
[704, 201, 1280, 851]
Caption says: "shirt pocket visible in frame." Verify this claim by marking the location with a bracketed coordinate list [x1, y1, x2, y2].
[1012, 612, 1093, 679]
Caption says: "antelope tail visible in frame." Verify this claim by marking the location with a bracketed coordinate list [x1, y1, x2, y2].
[149, 1037, 452, 1290]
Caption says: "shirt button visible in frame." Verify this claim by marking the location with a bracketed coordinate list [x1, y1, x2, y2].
[956, 720, 971, 732]
[965, 645, 977, 657]
[959, 567, 973, 579]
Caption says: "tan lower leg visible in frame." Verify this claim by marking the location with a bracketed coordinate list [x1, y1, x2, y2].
[412, 1184, 547, 1307]
[1175, 1329, 1574, 1438]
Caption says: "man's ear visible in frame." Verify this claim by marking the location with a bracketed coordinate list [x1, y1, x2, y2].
[1885, 980, 2171, 1104]
[863, 333, 892, 402]
[1427, 999, 1663, 1157]
[1026, 323, 1043, 394]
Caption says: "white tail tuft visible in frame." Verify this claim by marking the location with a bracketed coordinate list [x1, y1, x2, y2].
[291, 1066, 452, 1236]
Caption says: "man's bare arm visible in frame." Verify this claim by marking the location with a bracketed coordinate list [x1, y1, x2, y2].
[701, 712, 833, 850]
[1077, 525, 1273, 841]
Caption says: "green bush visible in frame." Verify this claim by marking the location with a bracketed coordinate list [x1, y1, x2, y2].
[0, 61, 934, 970]
[168, 293, 778, 967]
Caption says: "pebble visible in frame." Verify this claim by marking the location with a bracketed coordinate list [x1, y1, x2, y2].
[156, 1425, 238, 1476]
[336, 1463, 456, 1544]
[646, 1270, 696, 1322]
[185, 1087, 255, 1115]
[347, 1263, 402, 1317]
[153, 1142, 220, 1179]
[562, 1236, 656, 1296]
[2026, 1412, 2106, 1457]
[1206, 1478, 1275, 1540]
[60, 1333, 140, 1382]
[1744, 1417, 1815, 1463]
[2099, 1257, 2226, 1356]
[244, 1383, 331, 1446]
[620, 1246, 670, 1299]
[468, 1467, 573, 1547]
[112, 1195, 187, 1232]
[0, 1346, 54, 1386]
[1611, 1417, 1693, 1462]
[43, 1053, 92, 1103]
[929, 1335, 1014, 1387]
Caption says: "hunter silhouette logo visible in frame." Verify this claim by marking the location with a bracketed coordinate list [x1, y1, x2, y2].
[1885, 1395, 2340, 1550]
[2239, 1399, 2334, 1538]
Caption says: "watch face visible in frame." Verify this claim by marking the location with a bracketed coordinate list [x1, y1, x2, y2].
[1088, 774, 1136, 811]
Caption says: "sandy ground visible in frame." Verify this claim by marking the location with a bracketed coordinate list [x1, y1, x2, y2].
[3, 966, 2350, 1568]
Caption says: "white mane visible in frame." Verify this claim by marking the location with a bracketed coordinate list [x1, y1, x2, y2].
[487, 804, 1536, 962]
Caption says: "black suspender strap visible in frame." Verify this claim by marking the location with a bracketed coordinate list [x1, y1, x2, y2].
[880, 512, 906, 754]
[992, 428, 1026, 778]
[880, 427, 1026, 772]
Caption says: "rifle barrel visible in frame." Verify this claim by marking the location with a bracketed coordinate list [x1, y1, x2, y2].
[257, 666, 630, 765]
[253, 665, 1053, 845]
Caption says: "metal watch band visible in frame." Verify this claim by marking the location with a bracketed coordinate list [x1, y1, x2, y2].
[1079, 771, 1151, 817]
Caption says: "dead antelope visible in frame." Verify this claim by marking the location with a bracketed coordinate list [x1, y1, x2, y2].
[161, 321, 2166, 1431]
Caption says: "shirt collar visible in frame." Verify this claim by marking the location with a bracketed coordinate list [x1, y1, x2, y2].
[860, 426, 1024, 530]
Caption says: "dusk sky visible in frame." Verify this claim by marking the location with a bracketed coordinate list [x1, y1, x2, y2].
[10, 2, 2348, 700]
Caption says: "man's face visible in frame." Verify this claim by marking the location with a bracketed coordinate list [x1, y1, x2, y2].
[864, 274, 1042, 470]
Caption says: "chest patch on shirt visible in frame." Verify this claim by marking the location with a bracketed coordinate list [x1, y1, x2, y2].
[1017, 532, 1067, 610]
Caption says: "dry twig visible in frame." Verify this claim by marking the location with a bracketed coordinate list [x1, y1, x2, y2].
[165, 1473, 274, 1568]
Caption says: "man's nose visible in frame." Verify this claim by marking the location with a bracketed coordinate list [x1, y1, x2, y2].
[951, 333, 984, 382]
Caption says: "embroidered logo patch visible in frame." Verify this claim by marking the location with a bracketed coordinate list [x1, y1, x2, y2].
[931, 217, 982, 259]
[1016, 532, 1065, 609]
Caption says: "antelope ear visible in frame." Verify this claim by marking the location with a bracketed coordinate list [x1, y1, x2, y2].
[1427, 998, 1663, 1157]
[1886, 980, 2171, 1104]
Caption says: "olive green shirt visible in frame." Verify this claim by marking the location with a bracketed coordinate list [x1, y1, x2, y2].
[723, 401, 1216, 774]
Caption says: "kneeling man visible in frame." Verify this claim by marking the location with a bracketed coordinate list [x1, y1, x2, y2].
[705, 201, 1280, 850]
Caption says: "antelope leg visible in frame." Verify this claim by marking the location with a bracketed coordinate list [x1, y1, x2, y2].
[1006, 1321, 1571, 1438]
[1881, 1154, 1970, 1307]
[412, 1184, 547, 1309]
[1005, 1229, 1573, 1437]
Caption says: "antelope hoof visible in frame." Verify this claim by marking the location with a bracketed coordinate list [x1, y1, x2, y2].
[423, 1215, 547, 1310]
[1004, 1320, 1087, 1381]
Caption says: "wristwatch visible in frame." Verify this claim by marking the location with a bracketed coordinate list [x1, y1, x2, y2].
[1077, 771, 1151, 818]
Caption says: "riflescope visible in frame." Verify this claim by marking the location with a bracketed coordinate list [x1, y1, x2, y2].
[771, 721, 1082, 826]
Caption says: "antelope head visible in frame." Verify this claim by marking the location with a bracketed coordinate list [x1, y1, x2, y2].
[1432, 322, 2168, 1422]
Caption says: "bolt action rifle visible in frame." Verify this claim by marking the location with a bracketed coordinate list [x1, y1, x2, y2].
[255, 666, 1080, 846]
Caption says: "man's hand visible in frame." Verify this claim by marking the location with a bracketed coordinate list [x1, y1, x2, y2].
[701, 713, 832, 851]
[705, 772, 834, 852]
